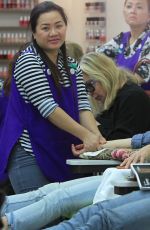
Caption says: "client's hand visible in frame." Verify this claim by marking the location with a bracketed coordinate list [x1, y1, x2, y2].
[99, 135, 107, 145]
[120, 145, 150, 168]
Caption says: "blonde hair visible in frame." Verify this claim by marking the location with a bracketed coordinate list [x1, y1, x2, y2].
[80, 52, 137, 113]
[66, 42, 84, 62]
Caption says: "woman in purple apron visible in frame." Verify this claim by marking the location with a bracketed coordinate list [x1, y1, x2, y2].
[0, 87, 9, 184]
[97, 0, 150, 94]
[0, 1, 105, 194]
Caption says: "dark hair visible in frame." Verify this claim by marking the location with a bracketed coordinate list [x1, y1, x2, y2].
[3, 60, 13, 96]
[0, 191, 5, 228]
[7, 1, 70, 94]
[30, 1, 68, 33]
[30, 1, 70, 90]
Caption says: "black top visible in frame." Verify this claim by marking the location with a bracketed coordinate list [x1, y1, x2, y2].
[97, 82, 150, 140]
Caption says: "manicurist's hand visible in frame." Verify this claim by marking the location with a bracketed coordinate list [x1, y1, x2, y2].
[71, 144, 84, 156]
[72, 134, 106, 156]
[99, 135, 106, 145]
[82, 131, 100, 152]
[72, 131, 101, 156]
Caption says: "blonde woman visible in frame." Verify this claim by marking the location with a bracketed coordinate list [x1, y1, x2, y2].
[72, 52, 150, 155]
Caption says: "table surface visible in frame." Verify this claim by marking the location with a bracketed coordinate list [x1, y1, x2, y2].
[66, 159, 120, 166]
[114, 180, 138, 187]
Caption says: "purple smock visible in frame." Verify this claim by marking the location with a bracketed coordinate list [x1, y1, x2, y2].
[0, 65, 81, 182]
[116, 31, 150, 91]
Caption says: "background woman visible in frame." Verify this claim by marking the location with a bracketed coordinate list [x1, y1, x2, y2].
[97, 0, 150, 95]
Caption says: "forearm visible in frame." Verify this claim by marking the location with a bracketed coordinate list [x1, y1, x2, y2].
[79, 110, 100, 136]
[48, 107, 90, 141]
[102, 138, 132, 149]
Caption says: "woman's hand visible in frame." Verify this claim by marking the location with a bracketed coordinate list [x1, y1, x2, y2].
[82, 131, 100, 152]
[72, 132, 100, 156]
[120, 145, 150, 168]
[71, 144, 84, 156]
[99, 135, 107, 145]
[72, 133, 106, 156]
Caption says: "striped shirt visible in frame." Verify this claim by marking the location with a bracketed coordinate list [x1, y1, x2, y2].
[14, 44, 91, 153]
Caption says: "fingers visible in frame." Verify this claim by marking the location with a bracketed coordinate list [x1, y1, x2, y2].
[120, 155, 133, 168]
[140, 155, 145, 163]
[99, 136, 107, 144]
[85, 145, 99, 152]
[97, 145, 103, 150]
[120, 147, 149, 168]
[120, 152, 140, 168]
[116, 166, 126, 169]
[71, 144, 85, 156]
[71, 144, 79, 156]
[120, 158, 129, 168]
[73, 144, 84, 150]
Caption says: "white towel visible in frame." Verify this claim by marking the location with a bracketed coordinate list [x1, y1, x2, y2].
[93, 167, 131, 204]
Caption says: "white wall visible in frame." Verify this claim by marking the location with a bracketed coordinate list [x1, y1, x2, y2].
[106, 0, 129, 40]
[38, 0, 129, 51]
[39, 0, 85, 47]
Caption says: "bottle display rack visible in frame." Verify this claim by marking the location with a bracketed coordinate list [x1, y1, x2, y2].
[84, 0, 106, 53]
[0, 0, 35, 9]
[0, 0, 38, 79]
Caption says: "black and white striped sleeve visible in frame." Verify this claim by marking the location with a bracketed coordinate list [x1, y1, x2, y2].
[14, 52, 58, 118]
[75, 63, 91, 111]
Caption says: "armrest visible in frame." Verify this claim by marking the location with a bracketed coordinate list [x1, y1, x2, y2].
[114, 180, 139, 195]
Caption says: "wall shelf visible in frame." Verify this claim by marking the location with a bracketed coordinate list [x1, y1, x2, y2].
[0, 8, 32, 12]
[84, 0, 106, 52]
[0, 0, 37, 79]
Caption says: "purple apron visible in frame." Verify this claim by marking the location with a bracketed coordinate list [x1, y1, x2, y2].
[0, 65, 81, 182]
[0, 91, 9, 182]
[0, 90, 8, 135]
[116, 31, 150, 91]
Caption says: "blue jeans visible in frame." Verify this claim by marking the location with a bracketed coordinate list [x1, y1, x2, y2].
[49, 190, 150, 230]
[1, 175, 101, 230]
[8, 143, 50, 194]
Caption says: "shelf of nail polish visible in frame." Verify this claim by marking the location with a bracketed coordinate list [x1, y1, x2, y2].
[0, 0, 36, 9]
[0, 66, 9, 79]
[0, 0, 37, 71]
[85, 1, 106, 13]
[0, 49, 18, 60]
[84, 0, 107, 53]
[0, 32, 28, 44]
